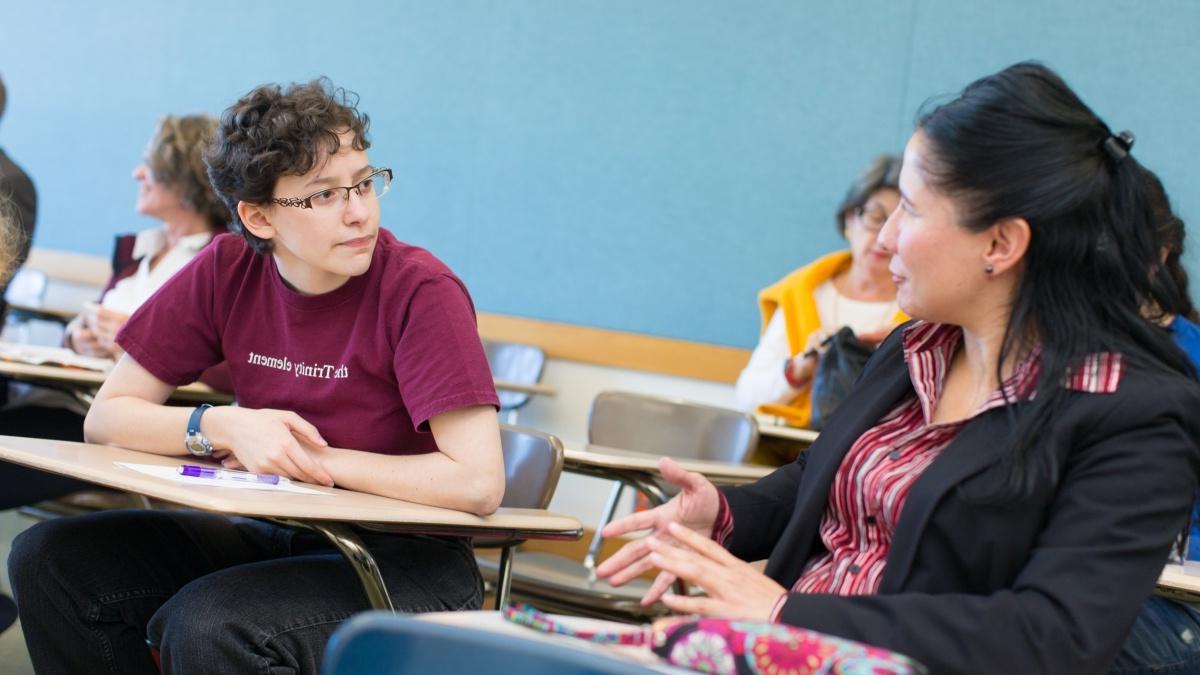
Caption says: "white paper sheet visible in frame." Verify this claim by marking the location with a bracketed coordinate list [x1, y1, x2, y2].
[0, 342, 114, 372]
[116, 462, 331, 495]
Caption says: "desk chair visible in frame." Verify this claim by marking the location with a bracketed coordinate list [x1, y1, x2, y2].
[322, 612, 658, 675]
[146, 425, 570, 671]
[483, 340, 545, 424]
[485, 391, 759, 621]
[582, 391, 759, 570]
[475, 424, 565, 609]
[4, 268, 48, 311]
[341, 424, 565, 611]
[3, 268, 51, 342]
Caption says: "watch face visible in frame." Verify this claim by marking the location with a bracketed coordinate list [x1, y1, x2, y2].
[185, 434, 213, 456]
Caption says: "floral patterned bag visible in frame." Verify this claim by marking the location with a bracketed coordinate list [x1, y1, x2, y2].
[502, 603, 927, 675]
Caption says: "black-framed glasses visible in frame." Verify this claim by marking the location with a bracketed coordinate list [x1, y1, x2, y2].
[271, 167, 392, 210]
[854, 204, 889, 234]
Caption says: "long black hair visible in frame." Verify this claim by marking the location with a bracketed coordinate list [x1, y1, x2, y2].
[917, 62, 1195, 499]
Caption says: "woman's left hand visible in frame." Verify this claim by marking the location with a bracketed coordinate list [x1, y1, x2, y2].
[646, 521, 786, 622]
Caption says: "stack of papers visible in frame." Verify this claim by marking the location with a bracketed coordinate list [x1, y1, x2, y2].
[0, 342, 114, 372]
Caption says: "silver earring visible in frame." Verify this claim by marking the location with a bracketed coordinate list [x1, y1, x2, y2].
[984, 264, 995, 274]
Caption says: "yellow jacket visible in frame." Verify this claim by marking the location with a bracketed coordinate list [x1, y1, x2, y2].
[756, 250, 907, 427]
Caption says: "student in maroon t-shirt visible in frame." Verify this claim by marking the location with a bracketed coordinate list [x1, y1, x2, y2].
[9, 79, 503, 675]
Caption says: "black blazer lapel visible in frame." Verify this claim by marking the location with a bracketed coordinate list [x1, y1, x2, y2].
[879, 410, 1014, 592]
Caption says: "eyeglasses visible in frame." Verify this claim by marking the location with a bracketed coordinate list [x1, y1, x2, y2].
[854, 204, 889, 234]
[270, 167, 392, 211]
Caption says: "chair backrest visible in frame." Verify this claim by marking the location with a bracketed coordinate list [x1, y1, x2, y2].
[588, 390, 759, 464]
[322, 612, 659, 675]
[484, 340, 546, 411]
[3, 268, 48, 308]
[499, 424, 564, 510]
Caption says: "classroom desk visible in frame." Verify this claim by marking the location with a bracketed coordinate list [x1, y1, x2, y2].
[0, 359, 232, 405]
[565, 444, 771, 503]
[1156, 564, 1200, 602]
[0, 359, 553, 405]
[6, 302, 78, 324]
[754, 414, 820, 444]
[493, 378, 557, 397]
[0, 435, 583, 611]
[564, 444, 773, 580]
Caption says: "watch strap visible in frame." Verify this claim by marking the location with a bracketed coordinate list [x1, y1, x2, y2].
[185, 404, 214, 455]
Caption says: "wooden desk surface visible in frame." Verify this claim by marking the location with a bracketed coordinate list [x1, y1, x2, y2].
[754, 414, 820, 443]
[6, 302, 78, 323]
[565, 444, 772, 483]
[0, 435, 581, 538]
[0, 359, 231, 404]
[492, 379, 557, 397]
[1158, 564, 1200, 600]
[0, 359, 552, 404]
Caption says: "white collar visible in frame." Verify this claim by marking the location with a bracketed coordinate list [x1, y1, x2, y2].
[131, 228, 213, 261]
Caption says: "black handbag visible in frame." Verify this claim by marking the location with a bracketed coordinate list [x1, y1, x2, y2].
[809, 327, 874, 431]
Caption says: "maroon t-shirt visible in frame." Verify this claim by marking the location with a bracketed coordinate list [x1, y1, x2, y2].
[117, 230, 499, 455]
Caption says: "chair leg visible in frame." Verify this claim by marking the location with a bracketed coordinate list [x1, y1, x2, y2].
[495, 545, 515, 609]
[583, 481, 625, 580]
[304, 520, 395, 611]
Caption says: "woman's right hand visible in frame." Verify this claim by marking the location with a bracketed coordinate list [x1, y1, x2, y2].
[202, 406, 334, 486]
[783, 328, 831, 389]
[65, 317, 112, 358]
[594, 457, 723, 605]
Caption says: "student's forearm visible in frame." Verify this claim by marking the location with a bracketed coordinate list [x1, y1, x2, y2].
[311, 445, 504, 515]
[84, 397, 193, 455]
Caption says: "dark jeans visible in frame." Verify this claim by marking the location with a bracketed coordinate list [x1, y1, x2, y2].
[1111, 596, 1200, 674]
[8, 509, 483, 674]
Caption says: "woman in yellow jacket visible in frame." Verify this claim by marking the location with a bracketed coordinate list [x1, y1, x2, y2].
[736, 155, 907, 434]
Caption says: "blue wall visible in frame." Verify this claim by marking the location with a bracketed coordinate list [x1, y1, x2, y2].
[2, 1, 1197, 347]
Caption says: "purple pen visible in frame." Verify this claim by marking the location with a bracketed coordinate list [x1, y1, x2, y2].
[178, 464, 281, 485]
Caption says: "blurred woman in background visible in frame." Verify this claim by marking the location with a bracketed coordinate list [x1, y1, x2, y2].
[0, 113, 228, 506]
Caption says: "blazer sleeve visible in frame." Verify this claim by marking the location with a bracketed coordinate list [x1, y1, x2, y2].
[720, 453, 808, 562]
[770, 384, 1200, 674]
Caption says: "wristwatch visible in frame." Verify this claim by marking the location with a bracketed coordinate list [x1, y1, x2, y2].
[184, 404, 215, 457]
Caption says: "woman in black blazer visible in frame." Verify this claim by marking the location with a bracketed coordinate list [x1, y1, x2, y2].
[597, 62, 1200, 674]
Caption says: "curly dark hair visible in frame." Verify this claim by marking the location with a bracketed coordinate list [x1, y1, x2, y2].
[145, 114, 229, 231]
[205, 78, 371, 252]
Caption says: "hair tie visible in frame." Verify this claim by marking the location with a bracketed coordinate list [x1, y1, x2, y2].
[1103, 130, 1135, 162]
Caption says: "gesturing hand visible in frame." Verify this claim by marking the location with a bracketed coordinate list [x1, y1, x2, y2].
[644, 522, 785, 622]
[203, 406, 333, 486]
[594, 457, 722, 605]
